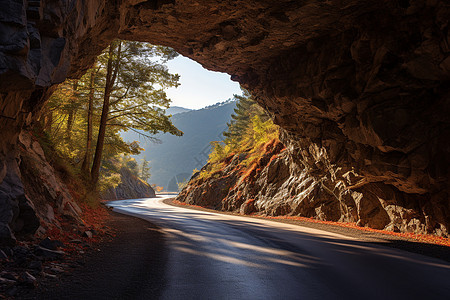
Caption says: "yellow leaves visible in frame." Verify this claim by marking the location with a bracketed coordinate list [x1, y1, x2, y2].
[198, 103, 279, 183]
[251, 115, 278, 145]
[98, 172, 121, 193]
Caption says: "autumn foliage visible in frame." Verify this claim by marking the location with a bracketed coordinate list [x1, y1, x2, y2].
[45, 204, 112, 254]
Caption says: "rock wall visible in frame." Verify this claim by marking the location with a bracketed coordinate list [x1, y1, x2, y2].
[102, 167, 156, 200]
[0, 0, 449, 243]
[178, 138, 449, 236]
[2, 131, 84, 245]
[0, 0, 115, 245]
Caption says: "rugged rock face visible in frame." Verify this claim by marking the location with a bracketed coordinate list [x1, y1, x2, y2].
[0, 0, 114, 245]
[179, 138, 449, 236]
[102, 168, 156, 200]
[0, 0, 449, 242]
[13, 131, 82, 245]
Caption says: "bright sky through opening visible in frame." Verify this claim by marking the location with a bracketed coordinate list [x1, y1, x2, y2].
[165, 55, 242, 109]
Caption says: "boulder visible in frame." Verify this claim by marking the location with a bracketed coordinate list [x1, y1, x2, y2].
[11, 195, 40, 235]
[82, 230, 93, 239]
[39, 237, 64, 251]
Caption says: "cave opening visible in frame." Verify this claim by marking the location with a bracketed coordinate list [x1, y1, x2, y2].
[0, 1, 449, 248]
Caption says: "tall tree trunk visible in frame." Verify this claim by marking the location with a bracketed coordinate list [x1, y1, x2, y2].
[66, 80, 78, 148]
[44, 110, 53, 133]
[81, 70, 95, 176]
[90, 41, 122, 187]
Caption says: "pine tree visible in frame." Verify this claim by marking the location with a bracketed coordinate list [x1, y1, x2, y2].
[140, 159, 151, 182]
[223, 91, 268, 146]
[200, 91, 279, 179]
[91, 41, 121, 187]
[43, 40, 182, 191]
[81, 66, 97, 176]
[88, 40, 182, 187]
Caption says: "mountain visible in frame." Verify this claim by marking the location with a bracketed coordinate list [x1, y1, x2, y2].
[166, 106, 192, 115]
[121, 100, 237, 191]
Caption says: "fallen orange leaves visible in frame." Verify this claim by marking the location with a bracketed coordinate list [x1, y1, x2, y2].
[45, 203, 112, 254]
[173, 200, 450, 248]
[260, 214, 450, 247]
[78, 203, 110, 230]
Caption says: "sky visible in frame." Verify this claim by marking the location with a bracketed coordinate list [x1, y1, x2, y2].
[164, 55, 242, 109]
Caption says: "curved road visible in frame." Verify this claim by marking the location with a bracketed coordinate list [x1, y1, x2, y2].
[108, 197, 450, 300]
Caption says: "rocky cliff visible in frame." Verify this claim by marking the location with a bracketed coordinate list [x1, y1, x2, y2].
[102, 168, 156, 200]
[179, 137, 449, 236]
[3, 131, 83, 245]
[0, 1, 449, 243]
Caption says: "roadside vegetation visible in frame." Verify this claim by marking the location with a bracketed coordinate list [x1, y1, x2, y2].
[197, 91, 280, 181]
[37, 40, 181, 203]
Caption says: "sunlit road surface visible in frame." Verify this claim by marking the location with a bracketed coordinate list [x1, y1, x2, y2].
[108, 197, 450, 300]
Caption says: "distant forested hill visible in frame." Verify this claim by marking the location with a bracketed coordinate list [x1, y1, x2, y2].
[166, 106, 192, 115]
[121, 100, 236, 191]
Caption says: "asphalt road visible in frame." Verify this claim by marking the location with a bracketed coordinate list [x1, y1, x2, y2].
[36, 211, 167, 300]
[108, 197, 450, 300]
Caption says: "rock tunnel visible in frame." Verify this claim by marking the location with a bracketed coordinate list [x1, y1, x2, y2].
[0, 0, 449, 243]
